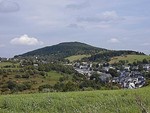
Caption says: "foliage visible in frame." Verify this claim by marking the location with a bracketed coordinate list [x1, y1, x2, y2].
[108, 68, 119, 77]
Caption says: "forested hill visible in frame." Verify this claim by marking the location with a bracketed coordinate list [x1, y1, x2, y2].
[16, 42, 107, 59]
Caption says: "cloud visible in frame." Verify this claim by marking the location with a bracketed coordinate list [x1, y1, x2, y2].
[108, 38, 120, 43]
[67, 23, 84, 29]
[77, 11, 124, 23]
[0, 0, 20, 13]
[10, 34, 44, 46]
[66, 1, 89, 9]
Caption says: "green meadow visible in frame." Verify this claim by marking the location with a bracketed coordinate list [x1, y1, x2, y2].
[66, 55, 91, 62]
[109, 55, 150, 64]
[0, 86, 149, 113]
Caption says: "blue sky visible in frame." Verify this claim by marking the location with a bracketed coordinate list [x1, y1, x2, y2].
[0, 0, 150, 57]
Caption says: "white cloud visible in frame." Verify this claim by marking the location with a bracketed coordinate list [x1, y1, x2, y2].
[10, 34, 44, 46]
[66, 1, 90, 9]
[101, 11, 121, 21]
[0, 0, 20, 13]
[108, 38, 120, 43]
[77, 11, 123, 23]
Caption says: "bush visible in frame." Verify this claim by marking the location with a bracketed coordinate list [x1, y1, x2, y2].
[15, 75, 21, 78]
[38, 84, 52, 91]
[22, 74, 29, 79]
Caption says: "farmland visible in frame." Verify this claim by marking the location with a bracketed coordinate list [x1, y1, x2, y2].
[66, 55, 91, 62]
[109, 55, 150, 64]
[0, 86, 149, 113]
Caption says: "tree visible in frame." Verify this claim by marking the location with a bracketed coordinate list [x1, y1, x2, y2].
[6, 81, 17, 90]
[108, 69, 118, 77]
[138, 65, 143, 72]
[142, 58, 148, 64]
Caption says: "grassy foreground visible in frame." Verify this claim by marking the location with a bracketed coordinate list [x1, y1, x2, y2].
[0, 87, 150, 113]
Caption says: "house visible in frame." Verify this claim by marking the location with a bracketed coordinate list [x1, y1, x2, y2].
[124, 66, 130, 71]
[33, 64, 39, 67]
[112, 71, 145, 89]
[112, 77, 119, 83]
[143, 64, 150, 71]
[99, 73, 112, 83]
[131, 66, 139, 71]
[128, 82, 135, 89]
[75, 68, 92, 77]
[102, 67, 109, 72]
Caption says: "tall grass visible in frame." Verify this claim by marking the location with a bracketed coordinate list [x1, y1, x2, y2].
[0, 87, 150, 113]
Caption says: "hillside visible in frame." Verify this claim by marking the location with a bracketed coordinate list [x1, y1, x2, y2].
[0, 61, 75, 94]
[83, 50, 145, 62]
[17, 42, 106, 60]
[109, 55, 150, 64]
[0, 86, 150, 113]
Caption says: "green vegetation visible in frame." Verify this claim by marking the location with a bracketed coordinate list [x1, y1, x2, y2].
[109, 55, 150, 64]
[66, 54, 91, 62]
[0, 86, 150, 113]
[0, 62, 13, 67]
[0, 62, 19, 69]
[46, 71, 64, 84]
[0, 60, 75, 94]
[83, 50, 144, 62]
[17, 42, 106, 61]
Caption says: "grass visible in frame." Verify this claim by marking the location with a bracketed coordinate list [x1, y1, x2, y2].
[0, 62, 20, 70]
[109, 55, 150, 64]
[0, 86, 150, 113]
[66, 55, 91, 62]
[44, 71, 64, 85]
[0, 62, 15, 67]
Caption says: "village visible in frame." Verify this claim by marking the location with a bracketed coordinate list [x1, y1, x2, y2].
[73, 61, 149, 89]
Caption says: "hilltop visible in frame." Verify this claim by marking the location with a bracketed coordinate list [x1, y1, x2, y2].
[16, 42, 106, 60]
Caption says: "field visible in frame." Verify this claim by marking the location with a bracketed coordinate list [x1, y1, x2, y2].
[109, 55, 150, 64]
[66, 55, 91, 62]
[0, 86, 150, 113]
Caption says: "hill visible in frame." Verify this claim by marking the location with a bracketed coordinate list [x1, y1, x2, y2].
[16, 42, 145, 62]
[0, 86, 150, 113]
[17, 42, 106, 60]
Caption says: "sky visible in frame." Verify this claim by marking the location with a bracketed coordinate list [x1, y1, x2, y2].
[0, 0, 150, 57]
